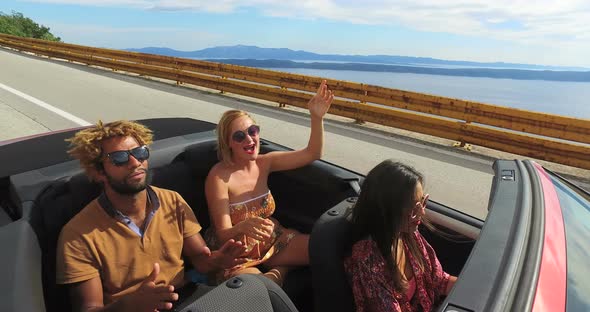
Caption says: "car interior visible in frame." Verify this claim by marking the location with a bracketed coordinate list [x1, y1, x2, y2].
[0, 122, 485, 312]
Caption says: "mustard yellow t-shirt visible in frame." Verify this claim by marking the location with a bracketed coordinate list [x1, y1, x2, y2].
[56, 186, 201, 304]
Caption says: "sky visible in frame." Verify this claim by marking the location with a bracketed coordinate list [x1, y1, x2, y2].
[2, 0, 590, 68]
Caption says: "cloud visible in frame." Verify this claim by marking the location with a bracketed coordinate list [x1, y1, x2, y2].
[25, 0, 590, 50]
[27, 0, 149, 7]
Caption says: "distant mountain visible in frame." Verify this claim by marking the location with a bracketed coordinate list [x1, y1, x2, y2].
[209, 59, 590, 82]
[126, 44, 588, 72]
[126, 47, 196, 58]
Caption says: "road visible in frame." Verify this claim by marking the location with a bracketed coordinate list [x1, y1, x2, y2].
[0, 48, 494, 219]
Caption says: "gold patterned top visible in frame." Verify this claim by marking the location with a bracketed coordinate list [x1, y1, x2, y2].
[228, 191, 277, 256]
[229, 191, 274, 223]
[206, 191, 297, 282]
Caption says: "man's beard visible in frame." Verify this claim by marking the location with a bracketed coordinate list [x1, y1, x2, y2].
[105, 169, 149, 195]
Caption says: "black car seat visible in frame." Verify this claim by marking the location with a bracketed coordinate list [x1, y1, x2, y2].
[309, 197, 357, 312]
[176, 274, 298, 312]
[29, 173, 101, 312]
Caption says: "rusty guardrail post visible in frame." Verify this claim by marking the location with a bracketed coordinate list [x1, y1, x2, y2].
[220, 76, 227, 94]
[86, 51, 92, 66]
[279, 86, 287, 108]
[175, 61, 183, 85]
[453, 121, 472, 151]
[355, 90, 368, 124]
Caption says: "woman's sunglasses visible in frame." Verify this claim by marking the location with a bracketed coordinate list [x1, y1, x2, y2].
[105, 145, 150, 166]
[410, 193, 429, 221]
[232, 125, 260, 143]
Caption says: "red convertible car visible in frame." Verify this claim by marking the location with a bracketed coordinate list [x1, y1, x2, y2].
[0, 118, 588, 312]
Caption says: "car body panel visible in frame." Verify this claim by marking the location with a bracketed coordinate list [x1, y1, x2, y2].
[532, 163, 567, 312]
[547, 170, 590, 312]
[440, 160, 535, 312]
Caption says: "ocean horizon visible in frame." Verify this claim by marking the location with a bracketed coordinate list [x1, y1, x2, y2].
[185, 56, 590, 119]
[266, 67, 590, 119]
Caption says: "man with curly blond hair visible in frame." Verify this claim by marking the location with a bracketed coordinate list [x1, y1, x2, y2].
[56, 120, 246, 312]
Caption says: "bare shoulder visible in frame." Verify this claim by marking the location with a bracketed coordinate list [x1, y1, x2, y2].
[256, 152, 273, 171]
[208, 162, 226, 177]
[207, 162, 231, 183]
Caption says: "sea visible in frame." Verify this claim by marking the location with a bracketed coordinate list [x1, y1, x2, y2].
[260, 67, 590, 119]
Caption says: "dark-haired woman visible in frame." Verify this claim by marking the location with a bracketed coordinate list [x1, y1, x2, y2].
[344, 160, 457, 312]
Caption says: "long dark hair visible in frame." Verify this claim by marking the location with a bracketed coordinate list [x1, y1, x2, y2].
[350, 160, 426, 291]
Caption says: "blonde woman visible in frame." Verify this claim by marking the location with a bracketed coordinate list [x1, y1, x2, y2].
[205, 80, 334, 285]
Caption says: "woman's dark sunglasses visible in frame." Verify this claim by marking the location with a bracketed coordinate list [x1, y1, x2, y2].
[232, 125, 260, 143]
[105, 145, 150, 166]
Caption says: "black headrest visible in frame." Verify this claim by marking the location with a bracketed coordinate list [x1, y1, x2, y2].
[182, 140, 219, 176]
[29, 173, 100, 312]
[309, 198, 356, 312]
[149, 160, 211, 229]
[149, 142, 218, 229]
[31, 174, 100, 249]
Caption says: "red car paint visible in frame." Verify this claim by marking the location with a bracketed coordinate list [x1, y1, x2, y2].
[532, 163, 567, 312]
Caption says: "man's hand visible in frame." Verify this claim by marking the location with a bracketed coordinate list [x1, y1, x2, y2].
[183, 233, 247, 274]
[199, 239, 247, 270]
[122, 263, 178, 312]
[236, 217, 275, 241]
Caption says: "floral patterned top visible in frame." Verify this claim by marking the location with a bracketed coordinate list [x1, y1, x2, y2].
[343, 231, 450, 312]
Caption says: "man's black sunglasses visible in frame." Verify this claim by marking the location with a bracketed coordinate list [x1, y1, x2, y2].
[105, 145, 150, 166]
[232, 125, 260, 143]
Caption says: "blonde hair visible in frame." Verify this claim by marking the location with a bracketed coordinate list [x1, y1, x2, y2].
[66, 120, 153, 180]
[216, 110, 255, 165]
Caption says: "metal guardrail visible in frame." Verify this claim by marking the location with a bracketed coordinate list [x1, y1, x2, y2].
[1, 33, 589, 169]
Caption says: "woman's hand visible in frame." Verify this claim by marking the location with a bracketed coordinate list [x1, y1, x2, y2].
[446, 275, 458, 295]
[236, 217, 275, 241]
[207, 239, 248, 270]
[308, 80, 334, 119]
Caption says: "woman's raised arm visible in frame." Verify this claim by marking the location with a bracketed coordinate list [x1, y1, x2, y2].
[264, 80, 334, 173]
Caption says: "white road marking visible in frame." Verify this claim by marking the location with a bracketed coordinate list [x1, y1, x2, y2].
[0, 82, 91, 126]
